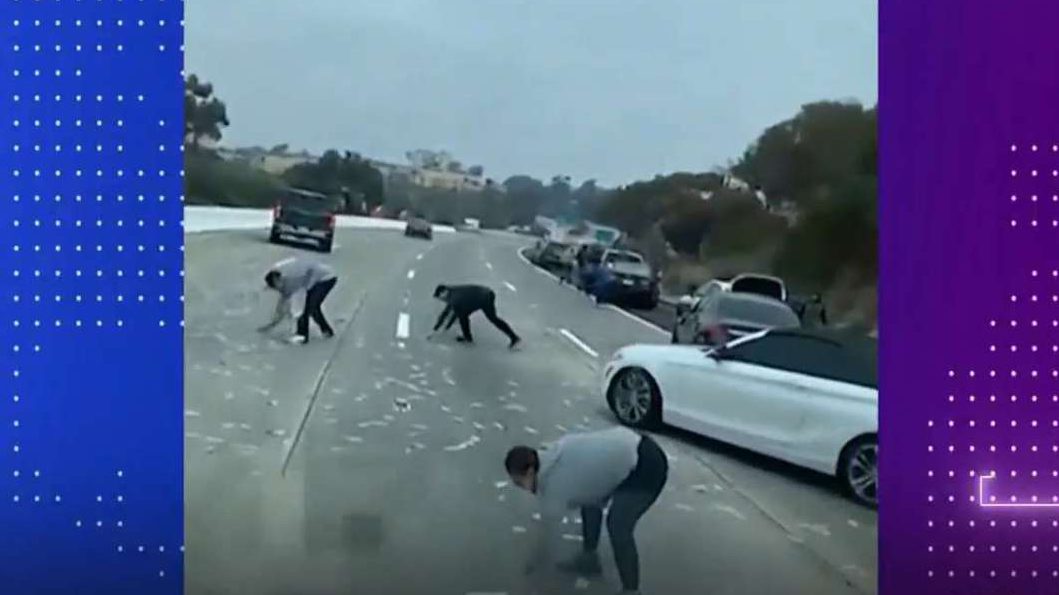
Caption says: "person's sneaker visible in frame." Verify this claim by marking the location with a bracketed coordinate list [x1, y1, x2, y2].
[555, 552, 602, 576]
[509, 337, 522, 350]
[456, 336, 473, 344]
[287, 335, 308, 345]
[322, 330, 335, 339]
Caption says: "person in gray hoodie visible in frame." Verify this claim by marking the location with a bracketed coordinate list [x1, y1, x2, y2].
[257, 257, 337, 343]
[505, 427, 669, 594]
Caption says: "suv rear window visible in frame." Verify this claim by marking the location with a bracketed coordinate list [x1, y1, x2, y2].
[718, 296, 798, 327]
[605, 251, 644, 265]
[280, 190, 338, 213]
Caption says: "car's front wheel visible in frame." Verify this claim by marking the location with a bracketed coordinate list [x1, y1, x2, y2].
[607, 367, 661, 429]
[839, 436, 878, 508]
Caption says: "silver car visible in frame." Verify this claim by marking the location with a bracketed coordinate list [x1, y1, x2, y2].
[671, 291, 800, 345]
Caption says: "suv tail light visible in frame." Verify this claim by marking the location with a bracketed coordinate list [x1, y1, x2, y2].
[272, 204, 282, 220]
[326, 214, 336, 229]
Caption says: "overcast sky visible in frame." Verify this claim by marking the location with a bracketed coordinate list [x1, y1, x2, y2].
[186, 0, 876, 187]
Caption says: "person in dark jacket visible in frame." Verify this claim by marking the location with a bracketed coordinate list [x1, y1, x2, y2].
[429, 284, 521, 348]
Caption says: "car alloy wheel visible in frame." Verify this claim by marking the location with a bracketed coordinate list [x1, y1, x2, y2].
[844, 440, 878, 507]
[611, 368, 656, 427]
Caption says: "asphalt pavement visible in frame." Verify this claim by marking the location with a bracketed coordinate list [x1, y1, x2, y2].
[184, 228, 877, 595]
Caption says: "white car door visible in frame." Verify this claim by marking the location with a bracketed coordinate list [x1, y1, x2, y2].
[660, 334, 819, 456]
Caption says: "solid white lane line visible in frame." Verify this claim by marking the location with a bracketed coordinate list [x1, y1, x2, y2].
[504, 282, 517, 292]
[516, 247, 561, 281]
[602, 304, 668, 335]
[396, 313, 411, 339]
[407, 269, 416, 280]
[559, 328, 599, 359]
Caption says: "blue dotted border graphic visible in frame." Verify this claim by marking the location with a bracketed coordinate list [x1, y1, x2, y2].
[0, 2, 183, 593]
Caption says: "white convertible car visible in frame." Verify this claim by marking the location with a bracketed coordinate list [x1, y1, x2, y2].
[601, 328, 878, 507]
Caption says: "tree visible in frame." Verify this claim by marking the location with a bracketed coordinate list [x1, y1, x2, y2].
[283, 149, 385, 211]
[468, 165, 484, 177]
[184, 74, 230, 150]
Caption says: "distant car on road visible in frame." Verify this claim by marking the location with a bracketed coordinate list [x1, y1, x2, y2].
[597, 249, 660, 309]
[269, 187, 339, 253]
[601, 328, 878, 507]
[672, 290, 799, 345]
[404, 216, 433, 240]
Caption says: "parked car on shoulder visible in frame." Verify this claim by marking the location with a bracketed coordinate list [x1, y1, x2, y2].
[677, 273, 788, 312]
[533, 239, 576, 269]
[404, 216, 433, 240]
[601, 328, 878, 507]
[596, 249, 660, 309]
[269, 187, 340, 253]
[672, 290, 799, 345]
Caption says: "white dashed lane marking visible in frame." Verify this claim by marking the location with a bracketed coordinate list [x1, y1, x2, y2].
[407, 269, 416, 280]
[396, 313, 410, 339]
[503, 281, 517, 292]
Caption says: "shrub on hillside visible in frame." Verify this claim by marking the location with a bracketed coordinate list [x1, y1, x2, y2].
[185, 151, 283, 208]
[773, 190, 876, 290]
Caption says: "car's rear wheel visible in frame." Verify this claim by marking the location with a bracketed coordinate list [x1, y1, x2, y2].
[320, 235, 334, 253]
[839, 436, 878, 508]
[607, 367, 661, 429]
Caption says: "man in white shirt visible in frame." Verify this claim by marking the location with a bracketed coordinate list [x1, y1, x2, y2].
[257, 257, 338, 344]
[504, 426, 669, 594]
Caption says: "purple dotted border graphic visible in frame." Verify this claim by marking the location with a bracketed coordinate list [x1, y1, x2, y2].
[924, 144, 1059, 590]
[0, 2, 184, 593]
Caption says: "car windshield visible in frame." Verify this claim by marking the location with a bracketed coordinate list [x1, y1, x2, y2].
[605, 252, 644, 265]
[718, 296, 798, 327]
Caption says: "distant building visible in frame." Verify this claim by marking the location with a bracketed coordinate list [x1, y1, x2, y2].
[214, 146, 317, 175]
[251, 153, 316, 175]
[411, 168, 486, 192]
[372, 152, 487, 193]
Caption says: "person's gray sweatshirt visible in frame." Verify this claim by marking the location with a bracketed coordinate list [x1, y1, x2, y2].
[530, 426, 642, 566]
[270, 258, 335, 297]
[262, 258, 336, 329]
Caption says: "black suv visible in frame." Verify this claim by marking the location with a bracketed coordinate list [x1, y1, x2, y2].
[269, 188, 340, 253]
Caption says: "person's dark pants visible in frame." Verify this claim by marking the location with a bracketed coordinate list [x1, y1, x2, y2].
[297, 277, 337, 339]
[457, 295, 520, 345]
[580, 435, 668, 591]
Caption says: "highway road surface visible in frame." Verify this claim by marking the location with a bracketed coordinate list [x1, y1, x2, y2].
[184, 228, 877, 595]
